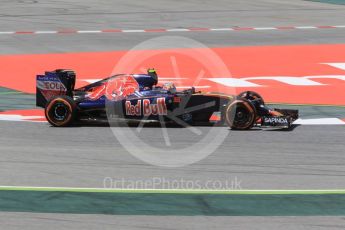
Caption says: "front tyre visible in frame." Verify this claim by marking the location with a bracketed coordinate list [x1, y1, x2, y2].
[45, 96, 76, 127]
[225, 98, 256, 130]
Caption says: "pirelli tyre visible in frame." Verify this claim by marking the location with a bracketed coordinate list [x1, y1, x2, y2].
[238, 91, 264, 104]
[225, 98, 257, 130]
[45, 96, 77, 127]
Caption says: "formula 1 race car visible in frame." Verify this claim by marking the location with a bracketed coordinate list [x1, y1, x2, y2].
[36, 69, 298, 130]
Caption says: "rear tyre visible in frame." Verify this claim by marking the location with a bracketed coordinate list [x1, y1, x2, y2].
[225, 98, 256, 130]
[45, 96, 76, 127]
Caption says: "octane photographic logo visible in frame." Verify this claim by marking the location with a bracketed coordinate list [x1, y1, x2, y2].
[105, 36, 234, 167]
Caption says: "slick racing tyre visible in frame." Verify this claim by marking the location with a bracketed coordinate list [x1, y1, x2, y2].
[45, 96, 77, 127]
[225, 98, 256, 130]
[238, 91, 264, 105]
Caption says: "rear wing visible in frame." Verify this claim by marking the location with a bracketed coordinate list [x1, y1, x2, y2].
[36, 69, 76, 108]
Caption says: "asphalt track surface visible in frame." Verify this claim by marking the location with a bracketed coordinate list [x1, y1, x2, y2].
[2, 121, 345, 189]
[2, 0, 345, 229]
[1, 0, 345, 54]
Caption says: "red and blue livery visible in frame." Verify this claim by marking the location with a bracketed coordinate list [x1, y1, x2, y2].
[36, 69, 298, 129]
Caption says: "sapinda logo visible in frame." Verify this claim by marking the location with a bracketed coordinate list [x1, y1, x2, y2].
[264, 117, 288, 123]
[126, 98, 168, 116]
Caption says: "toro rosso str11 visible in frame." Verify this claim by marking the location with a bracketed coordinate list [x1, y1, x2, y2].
[36, 69, 298, 129]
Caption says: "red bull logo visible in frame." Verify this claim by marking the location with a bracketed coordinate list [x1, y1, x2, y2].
[125, 100, 142, 116]
[126, 98, 167, 116]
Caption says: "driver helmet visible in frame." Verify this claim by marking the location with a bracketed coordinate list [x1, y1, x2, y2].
[241, 91, 264, 104]
[162, 82, 176, 93]
[147, 68, 158, 85]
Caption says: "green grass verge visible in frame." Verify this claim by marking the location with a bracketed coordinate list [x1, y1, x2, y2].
[1, 187, 345, 215]
[307, 0, 345, 5]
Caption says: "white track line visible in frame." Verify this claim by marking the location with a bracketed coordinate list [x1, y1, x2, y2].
[121, 29, 146, 33]
[34, 31, 57, 34]
[295, 26, 317, 29]
[254, 27, 276, 30]
[166, 28, 190, 32]
[77, 30, 102, 33]
[1, 25, 345, 35]
[1, 114, 345, 125]
[210, 28, 234, 31]
[0, 115, 45, 122]
[294, 118, 345, 125]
